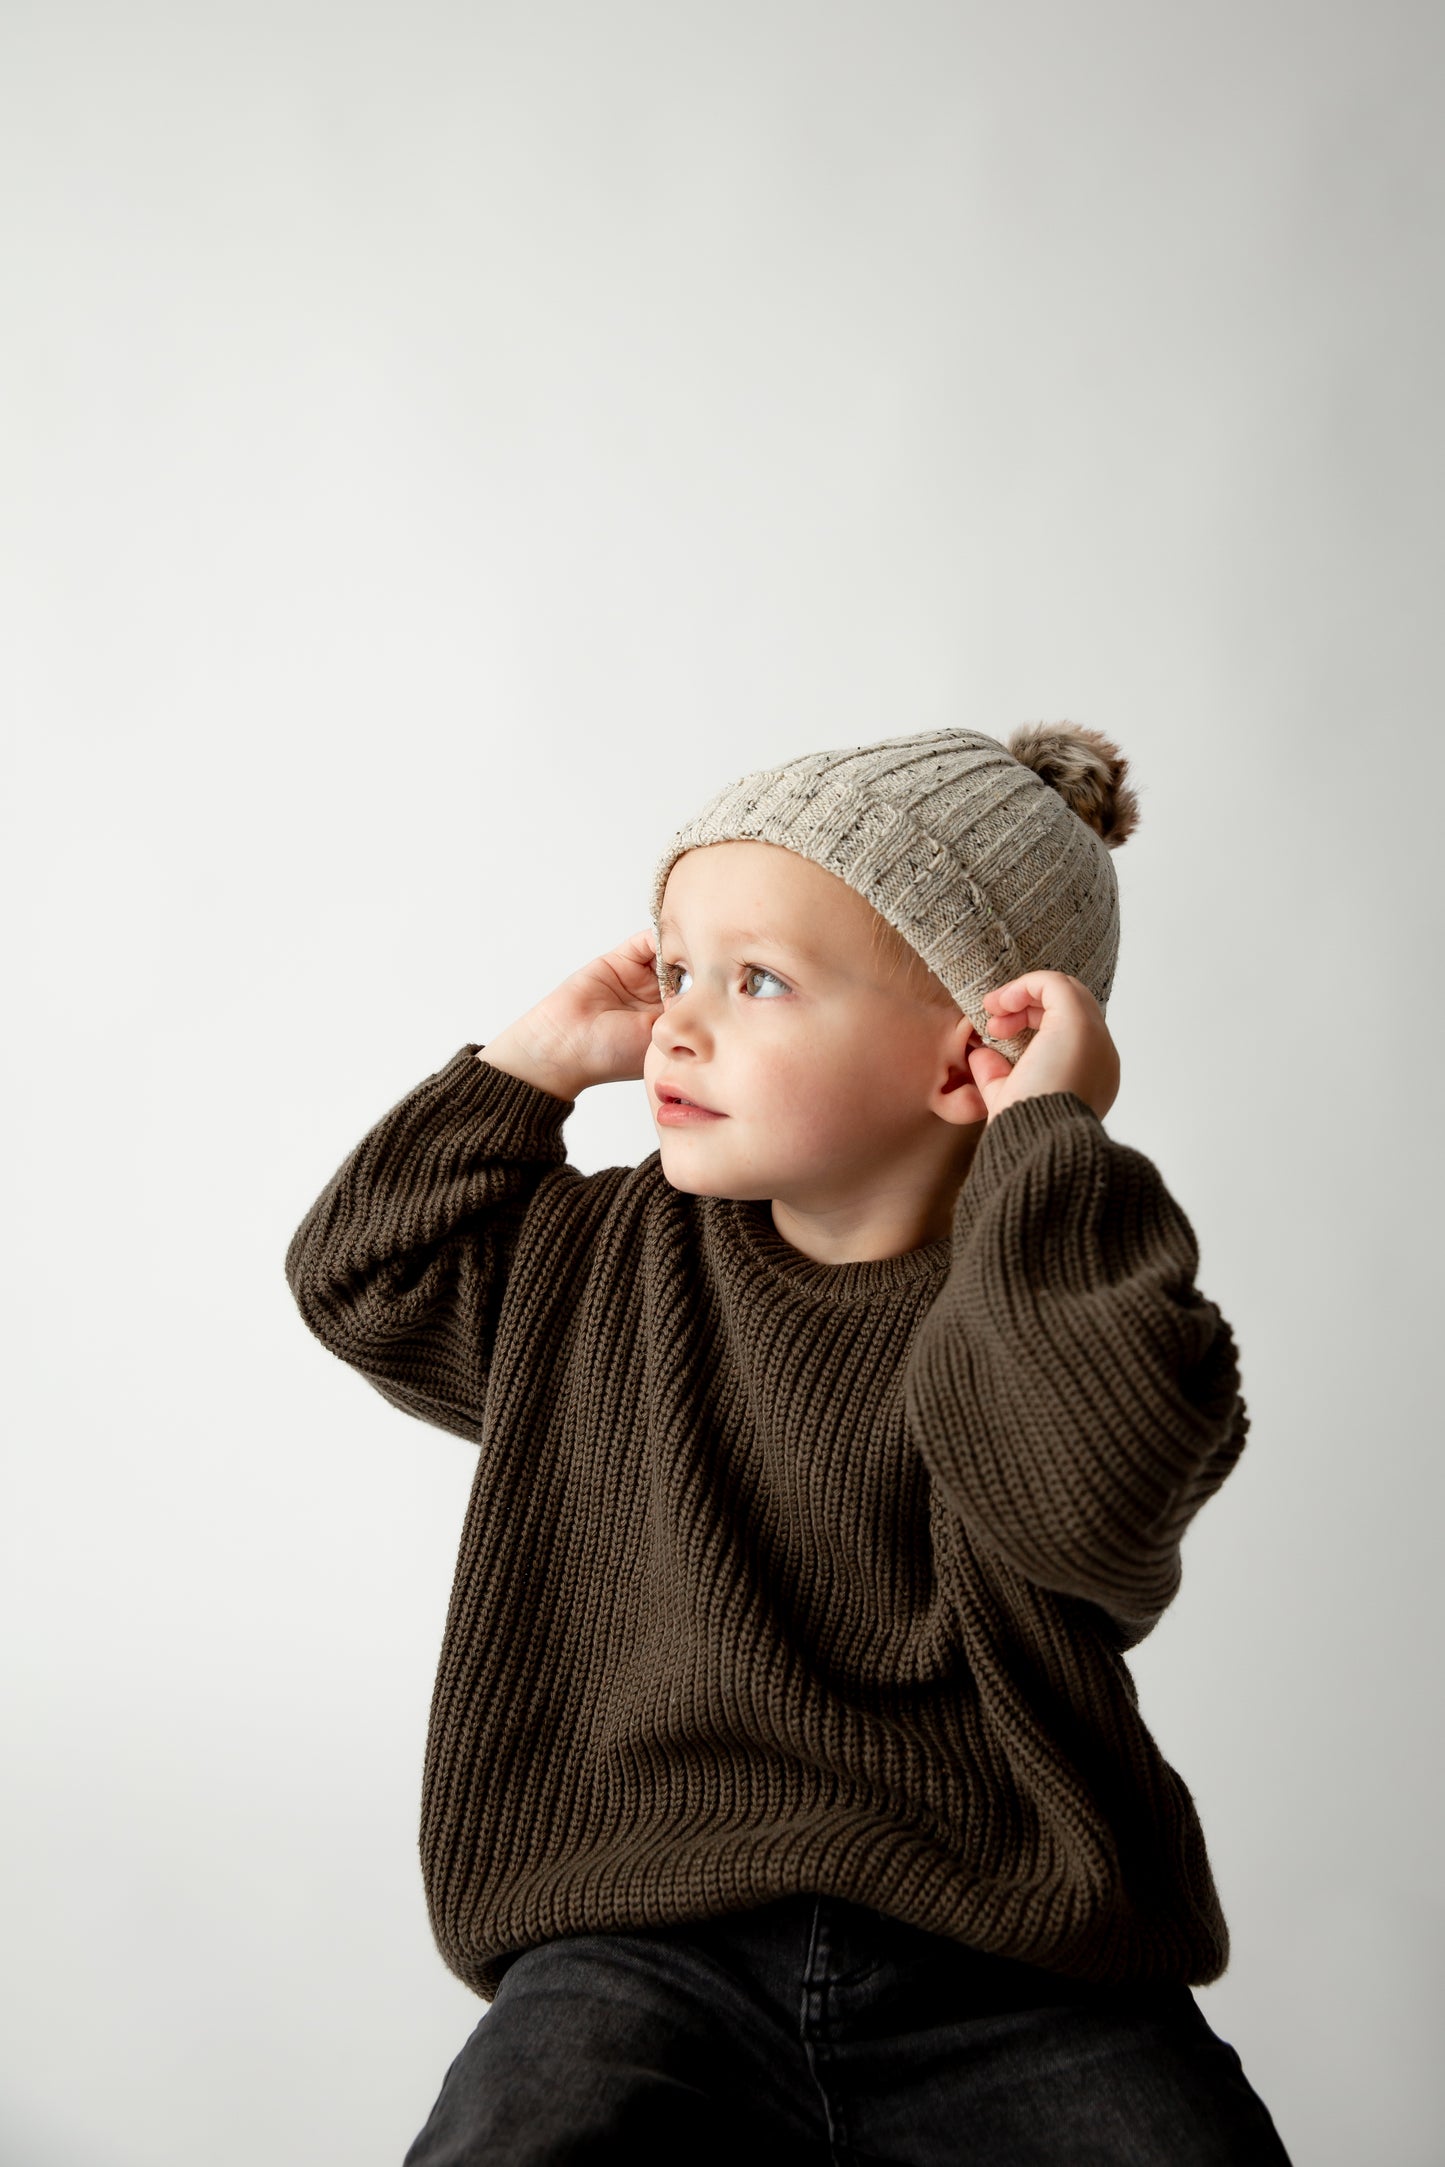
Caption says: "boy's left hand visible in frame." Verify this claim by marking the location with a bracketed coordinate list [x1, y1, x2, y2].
[966, 970, 1121, 1124]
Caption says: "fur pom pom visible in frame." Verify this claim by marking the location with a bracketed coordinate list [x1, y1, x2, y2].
[1005, 722, 1141, 851]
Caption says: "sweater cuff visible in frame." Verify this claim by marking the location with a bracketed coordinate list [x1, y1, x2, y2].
[419, 1042, 577, 1150]
[960, 1089, 1105, 1212]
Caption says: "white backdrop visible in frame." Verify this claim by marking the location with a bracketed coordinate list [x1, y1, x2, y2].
[4, 3, 1442, 2162]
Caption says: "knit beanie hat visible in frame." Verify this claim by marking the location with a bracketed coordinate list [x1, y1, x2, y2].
[647, 723, 1141, 1068]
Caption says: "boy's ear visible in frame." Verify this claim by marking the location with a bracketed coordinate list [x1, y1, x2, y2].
[930, 1017, 986, 1126]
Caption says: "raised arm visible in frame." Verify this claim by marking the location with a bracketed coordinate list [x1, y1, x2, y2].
[904, 1092, 1250, 1647]
[286, 927, 671, 1440]
[283, 1043, 578, 1443]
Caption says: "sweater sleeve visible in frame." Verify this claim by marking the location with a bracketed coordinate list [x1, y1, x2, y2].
[283, 1043, 576, 1444]
[903, 1090, 1250, 1648]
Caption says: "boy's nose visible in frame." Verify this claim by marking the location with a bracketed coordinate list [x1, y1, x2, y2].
[655, 1007, 711, 1056]
[653, 1010, 690, 1048]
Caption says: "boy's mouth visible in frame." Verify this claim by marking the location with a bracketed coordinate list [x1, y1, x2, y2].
[657, 1082, 724, 1116]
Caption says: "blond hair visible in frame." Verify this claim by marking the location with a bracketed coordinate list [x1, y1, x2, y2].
[865, 909, 960, 1011]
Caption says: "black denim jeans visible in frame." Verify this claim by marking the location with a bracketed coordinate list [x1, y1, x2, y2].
[402, 1891, 1293, 2165]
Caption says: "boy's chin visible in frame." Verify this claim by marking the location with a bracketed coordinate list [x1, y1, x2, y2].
[658, 1154, 770, 1204]
[660, 1170, 741, 1198]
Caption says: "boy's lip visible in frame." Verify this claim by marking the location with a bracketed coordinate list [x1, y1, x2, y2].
[657, 1080, 723, 1113]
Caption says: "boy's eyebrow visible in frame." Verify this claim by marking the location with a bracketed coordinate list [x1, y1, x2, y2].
[656, 917, 828, 966]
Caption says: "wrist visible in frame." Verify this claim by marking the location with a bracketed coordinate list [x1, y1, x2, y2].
[476, 1024, 584, 1102]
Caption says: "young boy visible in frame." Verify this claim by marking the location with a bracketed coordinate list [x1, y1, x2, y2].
[285, 724, 1293, 2165]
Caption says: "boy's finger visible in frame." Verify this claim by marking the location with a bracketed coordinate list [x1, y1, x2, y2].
[988, 969, 1066, 1006]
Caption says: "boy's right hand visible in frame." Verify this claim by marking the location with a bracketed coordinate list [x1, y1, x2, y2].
[479, 929, 666, 1099]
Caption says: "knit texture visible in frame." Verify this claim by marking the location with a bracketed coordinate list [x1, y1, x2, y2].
[647, 729, 1123, 1066]
[284, 1046, 1250, 2002]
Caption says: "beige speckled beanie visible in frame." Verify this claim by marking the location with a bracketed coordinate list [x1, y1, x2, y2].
[647, 723, 1141, 1067]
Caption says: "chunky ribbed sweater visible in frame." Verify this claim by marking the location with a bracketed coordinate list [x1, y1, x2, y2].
[284, 1043, 1251, 2000]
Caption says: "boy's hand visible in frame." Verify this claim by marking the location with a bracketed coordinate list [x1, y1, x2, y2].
[482, 929, 664, 1098]
[966, 970, 1121, 1124]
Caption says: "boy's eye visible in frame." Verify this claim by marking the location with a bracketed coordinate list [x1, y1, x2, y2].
[662, 963, 789, 999]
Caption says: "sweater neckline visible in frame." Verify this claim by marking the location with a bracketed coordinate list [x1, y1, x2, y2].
[719, 1195, 953, 1302]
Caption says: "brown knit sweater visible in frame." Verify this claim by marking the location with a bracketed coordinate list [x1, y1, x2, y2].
[284, 1042, 1250, 1999]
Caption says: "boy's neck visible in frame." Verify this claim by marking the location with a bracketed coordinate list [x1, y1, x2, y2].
[767, 1124, 985, 1265]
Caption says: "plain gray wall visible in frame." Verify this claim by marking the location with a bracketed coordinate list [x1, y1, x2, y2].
[4, 3, 1441, 2162]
